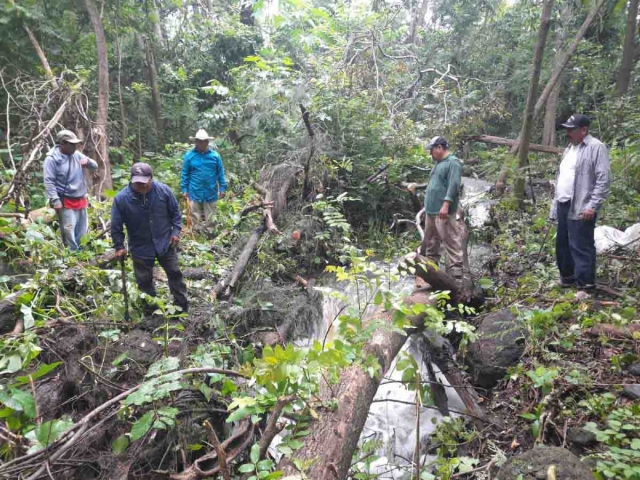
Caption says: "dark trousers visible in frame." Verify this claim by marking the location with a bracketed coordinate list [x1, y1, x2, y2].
[556, 201, 597, 288]
[132, 248, 188, 311]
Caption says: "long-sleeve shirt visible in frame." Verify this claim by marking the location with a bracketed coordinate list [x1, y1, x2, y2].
[424, 153, 462, 215]
[180, 148, 227, 203]
[550, 135, 610, 220]
[43, 146, 98, 207]
[111, 181, 181, 260]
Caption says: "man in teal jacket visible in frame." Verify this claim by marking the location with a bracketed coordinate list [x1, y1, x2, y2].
[181, 129, 228, 231]
[420, 136, 464, 281]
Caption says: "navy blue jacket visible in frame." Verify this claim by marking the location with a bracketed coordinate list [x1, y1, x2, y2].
[111, 181, 182, 260]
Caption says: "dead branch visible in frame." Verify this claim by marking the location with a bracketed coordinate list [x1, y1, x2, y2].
[259, 395, 296, 460]
[203, 421, 230, 480]
[465, 135, 563, 155]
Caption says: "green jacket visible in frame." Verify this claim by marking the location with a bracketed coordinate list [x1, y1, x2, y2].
[424, 153, 462, 215]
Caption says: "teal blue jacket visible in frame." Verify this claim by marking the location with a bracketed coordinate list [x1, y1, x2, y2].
[424, 154, 462, 215]
[180, 148, 227, 202]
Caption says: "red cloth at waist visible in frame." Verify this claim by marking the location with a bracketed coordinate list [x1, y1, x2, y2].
[62, 197, 88, 210]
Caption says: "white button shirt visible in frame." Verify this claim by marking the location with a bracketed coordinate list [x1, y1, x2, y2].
[556, 144, 580, 202]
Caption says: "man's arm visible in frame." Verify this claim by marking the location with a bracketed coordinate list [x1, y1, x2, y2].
[586, 143, 611, 212]
[43, 156, 62, 208]
[180, 154, 190, 196]
[78, 152, 99, 171]
[167, 189, 182, 238]
[444, 161, 462, 207]
[216, 154, 228, 195]
[111, 198, 126, 252]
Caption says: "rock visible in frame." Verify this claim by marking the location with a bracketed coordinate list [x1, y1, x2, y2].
[465, 309, 526, 389]
[627, 362, 640, 377]
[28, 206, 56, 224]
[113, 329, 162, 366]
[496, 446, 595, 480]
[567, 427, 597, 448]
[622, 384, 640, 400]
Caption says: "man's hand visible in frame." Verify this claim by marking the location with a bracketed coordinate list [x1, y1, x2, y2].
[79, 157, 88, 166]
[115, 248, 127, 258]
[182, 192, 189, 201]
[53, 204, 63, 212]
[580, 208, 596, 221]
[219, 192, 226, 199]
[439, 202, 450, 220]
[170, 235, 180, 247]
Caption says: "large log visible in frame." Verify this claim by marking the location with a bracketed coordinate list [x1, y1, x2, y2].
[212, 163, 300, 299]
[278, 292, 432, 479]
[465, 135, 564, 155]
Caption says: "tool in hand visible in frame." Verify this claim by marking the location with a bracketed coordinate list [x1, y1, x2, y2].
[120, 254, 130, 321]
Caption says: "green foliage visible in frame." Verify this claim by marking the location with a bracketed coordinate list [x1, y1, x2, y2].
[585, 405, 640, 480]
[24, 417, 74, 454]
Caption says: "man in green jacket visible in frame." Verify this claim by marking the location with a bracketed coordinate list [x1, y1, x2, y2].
[420, 136, 464, 280]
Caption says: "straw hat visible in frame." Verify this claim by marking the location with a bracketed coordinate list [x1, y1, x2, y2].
[190, 129, 214, 141]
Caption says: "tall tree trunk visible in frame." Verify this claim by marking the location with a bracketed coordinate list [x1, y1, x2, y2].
[151, 0, 165, 45]
[513, 0, 555, 201]
[145, 38, 164, 145]
[115, 33, 128, 146]
[85, 0, 112, 195]
[508, 0, 608, 155]
[616, 0, 640, 96]
[7, 0, 57, 87]
[542, 22, 568, 146]
[409, 0, 430, 43]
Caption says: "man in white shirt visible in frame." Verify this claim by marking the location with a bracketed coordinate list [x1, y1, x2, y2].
[551, 114, 610, 298]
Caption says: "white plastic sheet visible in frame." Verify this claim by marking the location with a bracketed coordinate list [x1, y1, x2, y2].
[595, 223, 640, 253]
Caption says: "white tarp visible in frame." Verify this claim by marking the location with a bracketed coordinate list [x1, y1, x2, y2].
[595, 223, 640, 253]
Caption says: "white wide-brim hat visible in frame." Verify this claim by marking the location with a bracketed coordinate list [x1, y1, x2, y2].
[189, 128, 214, 141]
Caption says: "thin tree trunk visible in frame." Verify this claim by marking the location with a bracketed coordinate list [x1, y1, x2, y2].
[508, 0, 608, 155]
[115, 33, 128, 146]
[151, 0, 165, 45]
[7, 0, 57, 87]
[542, 29, 566, 146]
[409, 0, 430, 43]
[513, 0, 555, 201]
[85, 0, 112, 195]
[616, 0, 640, 96]
[24, 26, 57, 87]
[137, 34, 164, 144]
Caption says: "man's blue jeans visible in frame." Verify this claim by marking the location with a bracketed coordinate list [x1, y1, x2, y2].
[555, 201, 596, 288]
[58, 208, 88, 251]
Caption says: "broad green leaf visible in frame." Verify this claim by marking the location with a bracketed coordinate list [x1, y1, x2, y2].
[130, 411, 154, 441]
[25, 418, 73, 453]
[250, 443, 260, 464]
[112, 435, 130, 454]
[238, 464, 256, 473]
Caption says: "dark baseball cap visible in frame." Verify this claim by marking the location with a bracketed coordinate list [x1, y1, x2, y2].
[426, 136, 448, 150]
[561, 114, 590, 129]
[131, 162, 153, 184]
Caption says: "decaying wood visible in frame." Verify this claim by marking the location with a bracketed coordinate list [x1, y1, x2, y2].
[278, 292, 432, 479]
[300, 104, 316, 200]
[212, 163, 300, 300]
[170, 421, 255, 480]
[0, 100, 69, 208]
[465, 135, 563, 155]
[587, 324, 640, 339]
[400, 252, 470, 305]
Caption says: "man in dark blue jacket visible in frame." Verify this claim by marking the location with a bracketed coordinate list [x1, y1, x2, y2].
[111, 163, 188, 313]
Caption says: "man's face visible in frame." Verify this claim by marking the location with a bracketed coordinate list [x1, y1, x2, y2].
[195, 139, 209, 153]
[430, 145, 446, 161]
[131, 180, 152, 194]
[59, 141, 77, 155]
[566, 126, 588, 145]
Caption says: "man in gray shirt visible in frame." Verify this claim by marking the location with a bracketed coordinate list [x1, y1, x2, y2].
[550, 114, 610, 297]
[43, 130, 98, 250]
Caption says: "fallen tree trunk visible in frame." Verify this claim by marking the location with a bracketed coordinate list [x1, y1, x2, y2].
[278, 292, 432, 479]
[279, 253, 484, 478]
[211, 163, 301, 299]
[465, 135, 563, 155]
